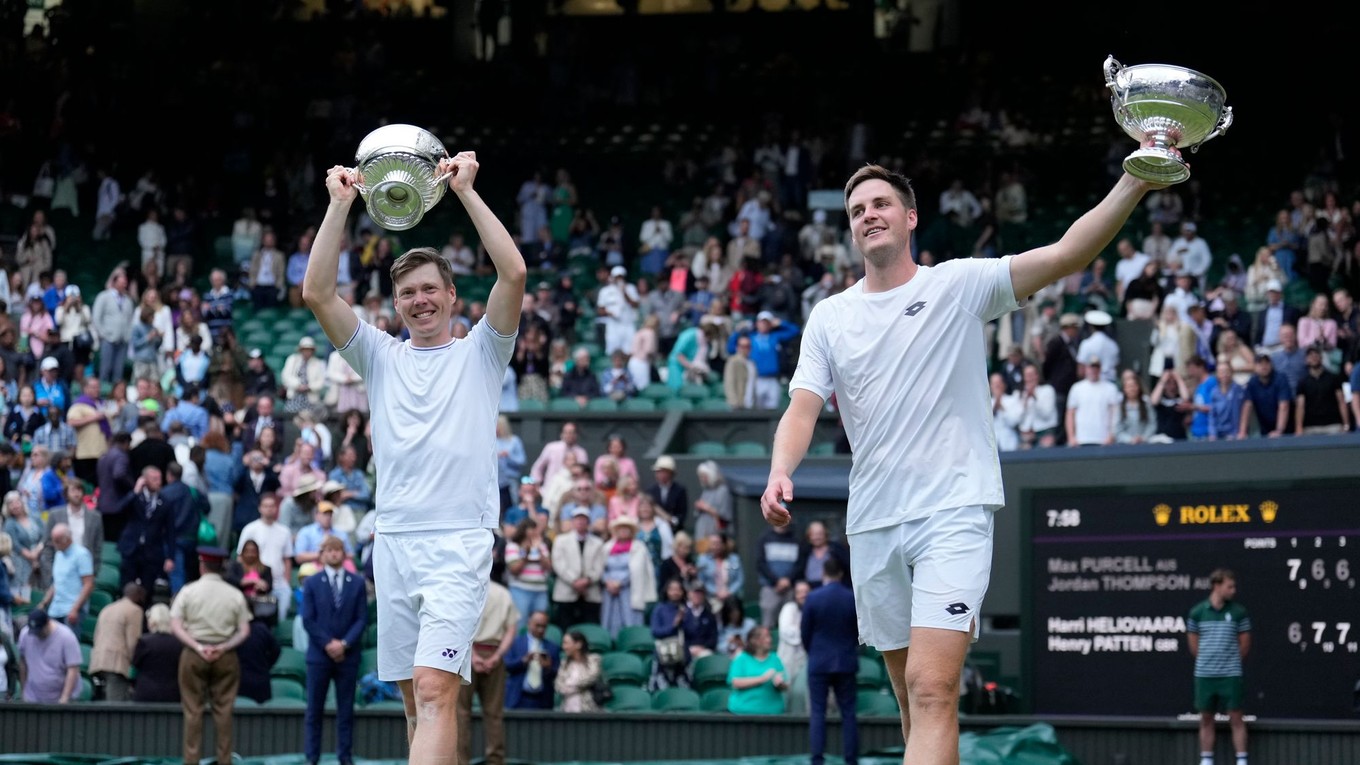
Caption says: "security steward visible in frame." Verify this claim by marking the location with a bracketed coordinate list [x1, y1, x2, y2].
[170, 546, 254, 765]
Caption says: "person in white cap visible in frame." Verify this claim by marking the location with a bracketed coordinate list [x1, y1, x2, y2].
[728, 310, 800, 409]
[303, 150, 525, 764]
[762, 160, 1179, 765]
[1076, 310, 1120, 383]
[1249, 278, 1299, 351]
[595, 265, 640, 356]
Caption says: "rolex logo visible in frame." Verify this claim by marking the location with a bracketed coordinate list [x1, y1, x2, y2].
[1153, 504, 1172, 526]
[1259, 501, 1278, 523]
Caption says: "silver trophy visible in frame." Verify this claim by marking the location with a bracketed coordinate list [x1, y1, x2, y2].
[1104, 55, 1233, 185]
[349, 124, 451, 231]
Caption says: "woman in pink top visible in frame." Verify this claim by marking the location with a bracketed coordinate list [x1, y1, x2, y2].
[607, 472, 641, 523]
[1297, 293, 1338, 351]
[593, 434, 638, 487]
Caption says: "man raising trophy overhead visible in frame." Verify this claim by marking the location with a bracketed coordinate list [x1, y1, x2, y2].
[303, 145, 525, 765]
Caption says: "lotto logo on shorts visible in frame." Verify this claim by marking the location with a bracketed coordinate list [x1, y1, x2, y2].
[945, 602, 970, 616]
[441, 648, 458, 660]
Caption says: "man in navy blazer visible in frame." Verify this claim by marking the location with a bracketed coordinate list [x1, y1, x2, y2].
[801, 557, 859, 765]
[301, 536, 367, 765]
[503, 610, 560, 709]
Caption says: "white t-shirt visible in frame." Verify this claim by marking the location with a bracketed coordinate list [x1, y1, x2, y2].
[789, 256, 1023, 534]
[1113, 252, 1150, 292]
[1066, 379, 1121, 445]
[338, 317, 515, 533]
[237, 519, 294, 589]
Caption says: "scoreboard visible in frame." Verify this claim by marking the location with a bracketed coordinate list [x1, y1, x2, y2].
[1023, 482, 1359, 719]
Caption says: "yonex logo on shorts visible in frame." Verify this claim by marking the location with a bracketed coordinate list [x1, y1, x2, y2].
[441, 648, 458, 659]
[945, 602, 970, 615]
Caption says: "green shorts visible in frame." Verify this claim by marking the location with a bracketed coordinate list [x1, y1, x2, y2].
[1194, 675, 1244, 712]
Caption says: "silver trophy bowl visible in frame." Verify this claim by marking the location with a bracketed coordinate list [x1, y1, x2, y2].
[1104, 55, 1233, 185]
[350, 124, 451, 231]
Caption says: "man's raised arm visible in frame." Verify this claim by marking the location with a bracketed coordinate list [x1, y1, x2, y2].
[302, 167, 361, 349]
[441, 152, 526, 336]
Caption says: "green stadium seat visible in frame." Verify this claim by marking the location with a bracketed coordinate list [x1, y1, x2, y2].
[74, 677, 93, 702]
[661, 398, 693, 412]
[728, 441, 769, 457]
[696, 398, 731, 412]
[235, 695, 261, 707]
[641, 383, 672, 401]
[699, 687, 730, 713]
[585, 398, 619, 412]
[270, 677, 307, 701]
[691, 653, 731, 692]
[651, 686, 701, 712]
[549, 398, 584, 412]
[857, 655, 886, 689]
[270, 648, 308, 685]
[96, 565, 121, 596]
[857, 689, 900, 717]
[359, 648, 379, 679]
[613, 625, 655, 658]
[516, 399, 546, 412]
[601, 652, 648, 687]
[101, 542, 120, 566]
[678, 383, 710, 401]
[274, 617, 294, 647]
[79, 614, 98, 644]
[80, 643, 91, 673]
[688, 441, 727, 457]
[265, 695, 308, 708]
[604, 685, 652, 712]
[363, 622, 379, 648]
[808, 441, 838, 456]
[88, 590, 113, 615]
[619, 397, 657, 412]
[566, 622, 612, 653]
[364, 699, 408, 710]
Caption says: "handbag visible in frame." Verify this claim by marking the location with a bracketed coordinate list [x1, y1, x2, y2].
[590, 674, 613, 707]
[73, 330, 94, 353]
[249, 594, 279, 626]
[655, 634, 686, 667]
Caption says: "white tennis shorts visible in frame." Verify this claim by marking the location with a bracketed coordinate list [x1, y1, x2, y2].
[373, 528, 494, 683]
[849, 505, 995, 651]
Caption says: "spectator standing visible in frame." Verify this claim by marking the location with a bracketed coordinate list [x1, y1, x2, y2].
[692, 460, 732, 543]
[301, 535, 367, 765]
[88, 583, 146, 701]
[550, 507, 605, 629]
[457, 579, 519, 765]
[92, 269, 136, 386]
[755, 521, 801, 628]
[170, 546, 253, 765]
[728, 311, 800, 409]
[1239, 354, 1292, 438]
[17, 608, 82, 703]
[1294, 346, 1349, 434]
[1065, 356, 1120, 446]
[803, 558, 859, 765]
[599, 515, 655, 637]
[554, 630, 603, 713]
[131, 603, 182, 702]
[776, 580, 810, 681]
[646, 455, 689, 532]
[38, 523, 93, 628]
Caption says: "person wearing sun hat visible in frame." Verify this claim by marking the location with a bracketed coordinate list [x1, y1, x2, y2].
[599, 514, 656, 637]
[281, 336, 327, 412]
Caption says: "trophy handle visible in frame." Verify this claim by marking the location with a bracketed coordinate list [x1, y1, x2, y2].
[345, 167, 368, 195]
[1192, 106, 1234, 153]
[1103, 55, 1124, 90]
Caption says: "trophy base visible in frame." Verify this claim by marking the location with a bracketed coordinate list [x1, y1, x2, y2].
[1124, 148, 1190, 185]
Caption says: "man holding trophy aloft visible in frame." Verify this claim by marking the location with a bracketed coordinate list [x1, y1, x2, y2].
[304, 134, 525, 765]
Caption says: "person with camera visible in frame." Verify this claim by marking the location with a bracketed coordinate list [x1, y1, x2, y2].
[504, 610, 559, 710]
[55, 285, 96, 373]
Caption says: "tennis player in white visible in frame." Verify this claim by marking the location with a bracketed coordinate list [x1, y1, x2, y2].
[304, 152, 525, 765]
[761, 163, 1171, 765]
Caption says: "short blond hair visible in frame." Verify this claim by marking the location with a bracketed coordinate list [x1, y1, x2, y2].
[147, 604, 173, 633]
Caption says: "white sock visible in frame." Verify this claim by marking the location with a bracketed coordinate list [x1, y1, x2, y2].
[1199, 753, 1213, 765]
[1236, 753, 1247, 765]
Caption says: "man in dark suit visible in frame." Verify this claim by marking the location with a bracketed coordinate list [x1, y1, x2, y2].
[129, 418, 176, 479]
[300, 535, 367, 765]
[1042, 313, 1082, 446]
[162, 461, 203, 594]
[238, 395, 282, 454]
[801, 557, 859, 765]
[646, 455, 689, 531]
[503, 610, 560, 710]
[231, 449, 281, 542]
[117, 465, 176, 591]
[96, 432, 134, 542]
[1250, 280, 1301, 350]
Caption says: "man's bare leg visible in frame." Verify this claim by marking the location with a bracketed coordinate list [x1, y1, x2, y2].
[400, 667, 462, 764]
[897, 626, 971, 765]
[881, 647, 912, 755]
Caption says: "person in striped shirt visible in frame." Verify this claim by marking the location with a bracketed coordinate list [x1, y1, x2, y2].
[1186, 568, 1251, 765]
